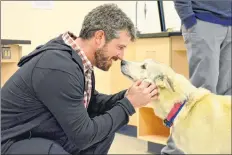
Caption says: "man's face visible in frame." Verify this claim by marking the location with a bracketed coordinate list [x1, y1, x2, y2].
[94, 30, 132, 71]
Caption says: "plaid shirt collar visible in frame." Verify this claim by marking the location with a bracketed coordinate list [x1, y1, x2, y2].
[62, 31, 93, 108]
[62, 31, 93, 73]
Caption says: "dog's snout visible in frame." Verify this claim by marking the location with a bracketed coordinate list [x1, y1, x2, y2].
[121, 60, 126, 66]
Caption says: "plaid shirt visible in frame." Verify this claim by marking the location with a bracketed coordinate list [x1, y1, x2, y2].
[62, 31, 93, 108]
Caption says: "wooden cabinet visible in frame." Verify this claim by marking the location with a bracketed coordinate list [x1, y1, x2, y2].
[138, 107, 170, 145]
[110, 42, 137, 94]
[171, 36, 189, 79]
[1, 39, 31, 87]
[1, 45, 22, 63]
[135, 38, 171, 65]
[110, 42, 138, 126]
[109, 32, 189, 145]
[1, 34, 188, 146]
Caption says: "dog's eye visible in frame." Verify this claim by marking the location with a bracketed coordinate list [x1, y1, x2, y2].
[141, 64, 146, 69]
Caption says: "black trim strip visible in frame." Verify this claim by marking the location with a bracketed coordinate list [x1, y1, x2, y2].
[1, 39, 31, 45]
[137, 32, 182, 38]
[116, 125, 137, 137]
[157, 0, 166, 32]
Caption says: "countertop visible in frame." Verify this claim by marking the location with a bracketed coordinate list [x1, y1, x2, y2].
[1, 32, 183, 44]
[1, 39, 31, 45]
[137, 31, 182, 38]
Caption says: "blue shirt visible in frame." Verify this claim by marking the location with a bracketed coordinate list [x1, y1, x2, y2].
[174, 0, 232, 29]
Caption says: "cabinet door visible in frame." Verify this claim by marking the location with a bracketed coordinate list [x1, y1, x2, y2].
[110, 42, 138, 127]
[171, 36, 189, 79]
[110, 42, 136, 94]
[135, 38, 171, 66]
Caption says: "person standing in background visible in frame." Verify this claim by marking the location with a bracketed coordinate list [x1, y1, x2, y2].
[161, 0, 231, 154]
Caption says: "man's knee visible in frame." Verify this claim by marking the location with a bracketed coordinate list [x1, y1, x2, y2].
[80, 133, 115, 155]
[92, 133, 115, 153]
[94, 133, 115, 154]
[5, 138, 69, 154]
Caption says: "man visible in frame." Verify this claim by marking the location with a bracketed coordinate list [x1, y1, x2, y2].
[1, 4, 159, 154]
[161, 0, 231, 154]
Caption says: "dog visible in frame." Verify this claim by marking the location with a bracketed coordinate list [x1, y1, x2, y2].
[121, 59, 231, 154]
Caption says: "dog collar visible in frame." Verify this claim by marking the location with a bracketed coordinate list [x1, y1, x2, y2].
[163, 99, 187, 128]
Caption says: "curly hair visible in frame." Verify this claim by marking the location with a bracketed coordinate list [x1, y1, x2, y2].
[79, 3, 136, 42]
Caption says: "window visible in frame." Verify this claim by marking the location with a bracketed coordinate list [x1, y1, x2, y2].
[32, 1, 54, 10]
[136, 1, 161, 34]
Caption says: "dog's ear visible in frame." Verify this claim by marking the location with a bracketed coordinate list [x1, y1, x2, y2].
[154, 75, 175, 92]
[163, 76, 175, 92]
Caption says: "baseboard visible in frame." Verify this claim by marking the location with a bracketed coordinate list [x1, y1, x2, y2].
[116, 125, 166, 154]
[116, 125, 137, 137]
[147, 142, 166, 154]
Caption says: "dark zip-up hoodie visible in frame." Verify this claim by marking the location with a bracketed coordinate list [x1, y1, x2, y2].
[1, 34, 135, 154]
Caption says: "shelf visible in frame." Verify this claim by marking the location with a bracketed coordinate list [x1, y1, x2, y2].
[1, 60, 19, 63]
[138, 107, 170, 145]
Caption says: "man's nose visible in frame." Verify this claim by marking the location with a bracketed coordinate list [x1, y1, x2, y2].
[117, 51, 124, 60]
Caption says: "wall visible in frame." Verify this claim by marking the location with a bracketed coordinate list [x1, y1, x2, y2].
[163, 1, 181, 31]
[1, 1, 181, 93]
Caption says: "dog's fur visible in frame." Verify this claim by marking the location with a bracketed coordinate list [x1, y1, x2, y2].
[121, 59, 231, 154]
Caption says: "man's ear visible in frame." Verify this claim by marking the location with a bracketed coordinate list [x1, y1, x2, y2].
[154, 75, 175, 92]
[94, 30, 106, 47]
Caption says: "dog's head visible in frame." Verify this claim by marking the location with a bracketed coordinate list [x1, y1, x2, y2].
[121, 59, 191, 119]
[121, 58, 176, 92]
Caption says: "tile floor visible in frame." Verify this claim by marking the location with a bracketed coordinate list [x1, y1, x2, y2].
[108, 133, 151, 154]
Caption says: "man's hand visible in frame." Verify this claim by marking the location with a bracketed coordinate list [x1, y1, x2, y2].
[125, 79, 159, 108]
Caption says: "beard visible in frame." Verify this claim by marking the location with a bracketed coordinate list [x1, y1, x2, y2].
[94, 46, 117, 71]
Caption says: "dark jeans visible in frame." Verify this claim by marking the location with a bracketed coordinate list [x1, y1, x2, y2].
[4, 134, 115, 155]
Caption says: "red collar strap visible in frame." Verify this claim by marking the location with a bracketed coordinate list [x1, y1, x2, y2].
[163, 100, 187, 128]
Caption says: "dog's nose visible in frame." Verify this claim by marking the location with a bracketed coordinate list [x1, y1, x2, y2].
[121, 60, 126, 66]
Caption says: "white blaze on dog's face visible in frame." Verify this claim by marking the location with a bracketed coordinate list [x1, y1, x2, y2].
[121, 59, 163, 81]
[121, 59, 187, 119]
[121, 58, 175, 87]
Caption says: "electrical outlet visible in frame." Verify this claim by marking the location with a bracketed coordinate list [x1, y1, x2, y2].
[1, 46, 11, 59]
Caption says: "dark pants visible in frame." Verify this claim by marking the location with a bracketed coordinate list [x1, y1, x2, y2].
[5, 134, 115, 155]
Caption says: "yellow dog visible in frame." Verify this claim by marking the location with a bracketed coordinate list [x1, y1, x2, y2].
[121, 59, 231, 154]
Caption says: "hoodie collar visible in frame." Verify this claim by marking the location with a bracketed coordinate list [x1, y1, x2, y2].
[62, 31, 94, 73]
[17, 33, 86, 73]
